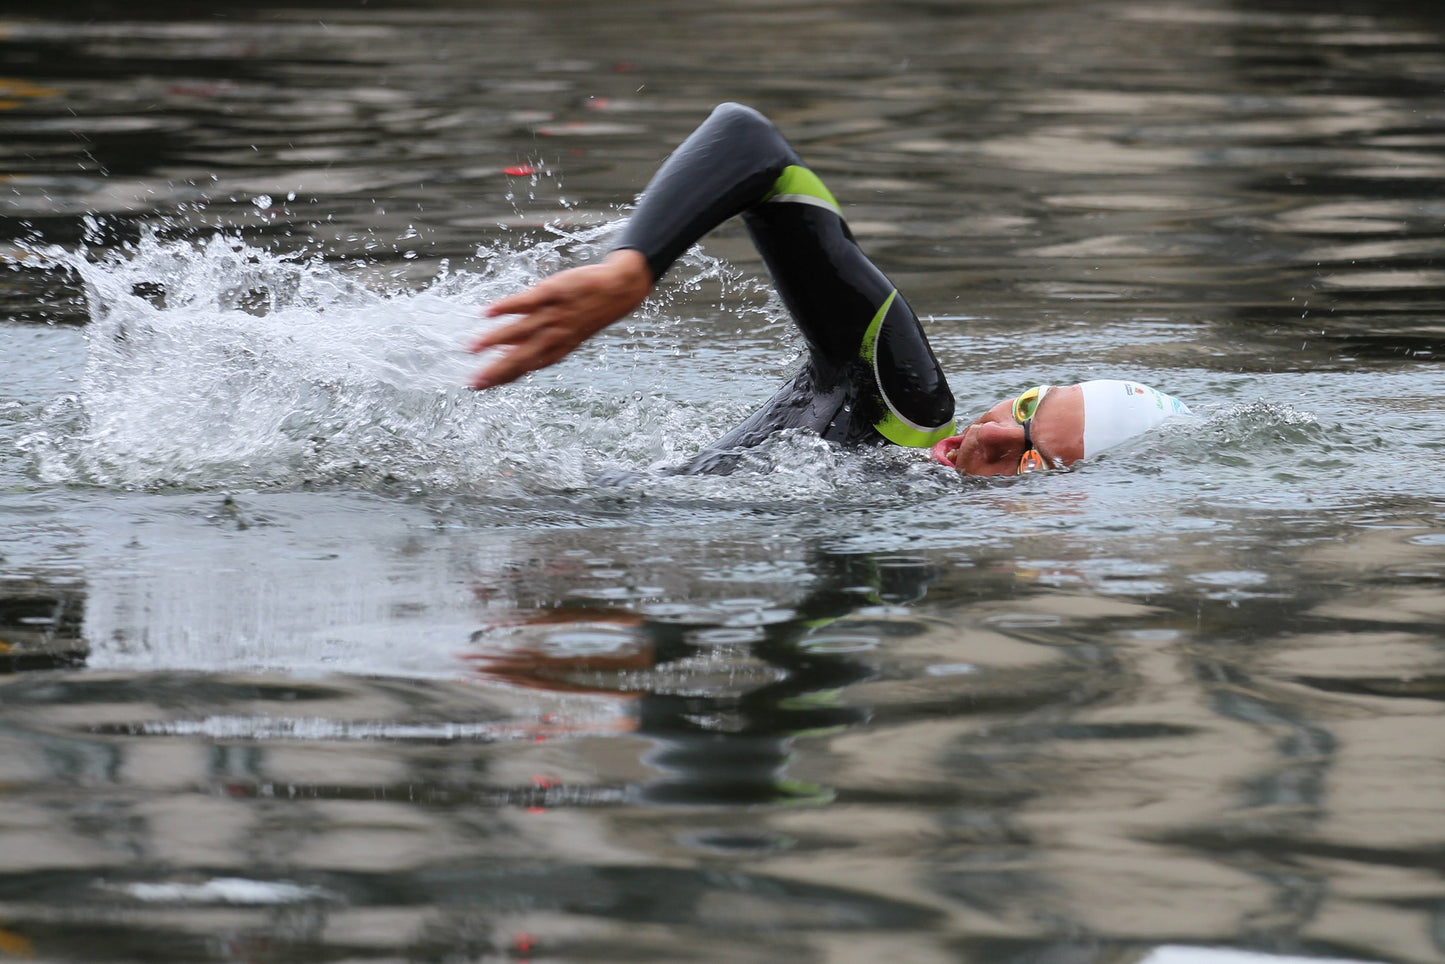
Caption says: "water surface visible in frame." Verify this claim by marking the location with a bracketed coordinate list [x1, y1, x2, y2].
[2, 1, 1443, 961]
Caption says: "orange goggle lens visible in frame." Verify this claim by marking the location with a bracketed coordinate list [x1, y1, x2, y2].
[1013, 385, 1049, 475]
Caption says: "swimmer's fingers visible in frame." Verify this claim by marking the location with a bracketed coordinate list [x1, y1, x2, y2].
[477, 281, 560, 331]
[467, 310, 598, 389]
[469, 250, 652, 390]
[467, 303, 565, 356]
[469, 287, 622, 389]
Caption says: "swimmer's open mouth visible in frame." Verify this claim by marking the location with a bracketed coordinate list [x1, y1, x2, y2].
[931, 434, 963, 468]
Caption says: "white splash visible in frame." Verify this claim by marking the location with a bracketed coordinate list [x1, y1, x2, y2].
[22, 225, 767, 494]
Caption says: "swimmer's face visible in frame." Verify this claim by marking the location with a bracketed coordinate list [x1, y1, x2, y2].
[933, 384, 1086, 476]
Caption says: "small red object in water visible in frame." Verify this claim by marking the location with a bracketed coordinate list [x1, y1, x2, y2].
[512, 932, 536, 953]
[503, 163, 538, 177]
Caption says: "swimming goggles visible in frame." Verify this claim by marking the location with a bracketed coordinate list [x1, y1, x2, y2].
[1012, 385, 1051, 474]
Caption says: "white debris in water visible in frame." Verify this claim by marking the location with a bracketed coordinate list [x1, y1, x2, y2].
[128, 714, 541, 741]
[924, 662, 978, 676]
[96, 877, 334, 905]
[1141, 946, 1380, 964]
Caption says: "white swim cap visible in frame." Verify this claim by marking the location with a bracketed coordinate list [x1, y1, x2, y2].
[1080, 380, 1192, 458]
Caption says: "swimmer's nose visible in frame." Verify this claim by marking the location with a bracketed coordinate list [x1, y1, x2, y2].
[973, 420, 1024, 468]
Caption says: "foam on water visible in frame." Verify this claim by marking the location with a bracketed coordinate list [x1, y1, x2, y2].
[22, 223, 776, 496]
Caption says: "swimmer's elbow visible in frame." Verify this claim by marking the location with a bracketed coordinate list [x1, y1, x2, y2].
[708, 102, 776, 136]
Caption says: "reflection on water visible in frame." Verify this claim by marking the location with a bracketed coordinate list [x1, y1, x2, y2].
[3, 0, 1445, 961]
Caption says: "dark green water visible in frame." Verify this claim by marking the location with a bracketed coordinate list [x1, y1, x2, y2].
[2, 1, 1443, 961]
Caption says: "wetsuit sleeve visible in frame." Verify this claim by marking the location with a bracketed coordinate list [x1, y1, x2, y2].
[616, 103, 955, 453]
[614, 102, 800, 281]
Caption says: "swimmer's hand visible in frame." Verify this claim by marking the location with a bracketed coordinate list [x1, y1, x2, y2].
[469, 249, 653, 389]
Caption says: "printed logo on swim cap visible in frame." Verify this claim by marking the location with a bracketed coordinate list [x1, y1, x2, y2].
[1080, 380, 1192, 458]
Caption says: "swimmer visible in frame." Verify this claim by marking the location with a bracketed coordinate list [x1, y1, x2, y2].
[471, 103, 1190, 476]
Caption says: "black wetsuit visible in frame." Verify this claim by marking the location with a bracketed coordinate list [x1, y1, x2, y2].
[613, 103, 956, 468]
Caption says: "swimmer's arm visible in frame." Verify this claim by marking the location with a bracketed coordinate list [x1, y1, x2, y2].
[470, 104, 785, 389]
[469, 249, 652, 390]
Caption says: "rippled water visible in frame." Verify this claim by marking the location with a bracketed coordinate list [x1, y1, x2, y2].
[2, 1, 1443, 962]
